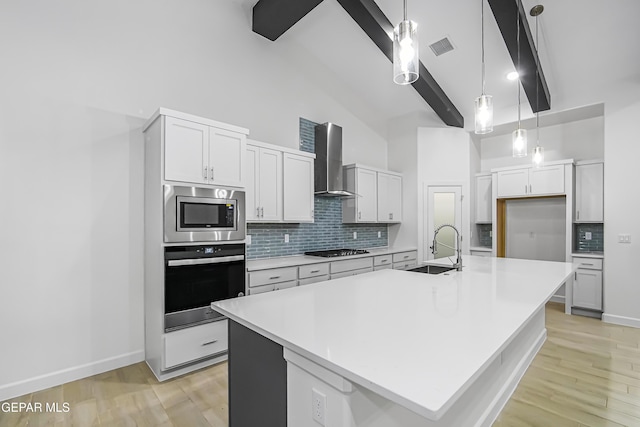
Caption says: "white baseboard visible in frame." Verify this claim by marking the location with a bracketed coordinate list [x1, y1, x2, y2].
[0, 350, 144, 402]
[602, 313, 640, 328]
[549, 295, 565, 304]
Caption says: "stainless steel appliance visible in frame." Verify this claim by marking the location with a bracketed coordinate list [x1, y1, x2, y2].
[314, 123, 355, 197]
[304, 249, 369, 257]
[164, 184, 246, 243]
[164, 243, 245, 331]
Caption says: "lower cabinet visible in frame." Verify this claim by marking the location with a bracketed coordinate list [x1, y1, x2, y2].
[393, 261, 417, 270]
[163, 320, 228, 370]
[331, 267, 374, 279]
[299, 275, 330, 286]
[572, 257, 603, 311]
[248, 266, 298, 295]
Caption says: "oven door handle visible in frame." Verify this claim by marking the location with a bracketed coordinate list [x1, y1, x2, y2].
[167, 255, 245, 267]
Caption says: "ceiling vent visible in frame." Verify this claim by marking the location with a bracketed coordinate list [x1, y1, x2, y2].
[429, 37, 455, 56]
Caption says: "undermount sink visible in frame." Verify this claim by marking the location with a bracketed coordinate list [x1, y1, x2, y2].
[408, 265, 457, 275]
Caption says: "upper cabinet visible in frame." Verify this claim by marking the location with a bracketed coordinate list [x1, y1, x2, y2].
[246, 144, 283, 222]
[343, 164, 403, 224]
[575, 161, 604, 222]
[475, 174, 492, 223]
[245, 139, 315, 224]
[377, 172, 402, 223]
[496, 163, 567, 198]
[163, 114, 247, 187]
[283, 153, 315, 223]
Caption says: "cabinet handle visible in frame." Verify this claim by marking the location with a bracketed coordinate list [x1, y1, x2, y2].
[575, 272, 577, 280]
[403, 255, 409, 259]
[529, 184, 532, 193]
[577, 210, 580, 220]
[381, 259, 388, 263]
[201, 339, 218, 346]
[524, 184, 527, 194]
[260, 207, 264, 217]
[269, 276, 281, 280]
[358, 211, 362, 220]
[311, 210, 314, 218]
[210, 167, 214, 181]
[256, 207, 260, 217]
[204, 167, 208, 179]
[310, 270, 320, 273]
[389, 213, 392, 220]
[582, 263, 594, 266]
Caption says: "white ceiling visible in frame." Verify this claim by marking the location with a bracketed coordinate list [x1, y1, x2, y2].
[237, 0, 640, 136]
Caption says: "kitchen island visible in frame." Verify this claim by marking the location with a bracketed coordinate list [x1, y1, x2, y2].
[212, 255, 576, 427]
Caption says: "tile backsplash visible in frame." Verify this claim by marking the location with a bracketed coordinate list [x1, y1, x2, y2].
[246, 117, 389, 259]
[574, 223, 604, 253]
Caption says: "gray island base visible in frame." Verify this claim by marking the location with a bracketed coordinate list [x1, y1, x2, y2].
[214, 256, 576, 426]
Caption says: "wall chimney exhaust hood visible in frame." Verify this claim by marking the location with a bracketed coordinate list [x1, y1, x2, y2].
[314, 123, 355, 197]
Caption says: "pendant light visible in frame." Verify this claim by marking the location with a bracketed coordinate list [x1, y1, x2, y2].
[474, 0, 493, 134]
[512, 1, 527, 158]
[531, 5, 544, 167]
[393, 0, 419, 85]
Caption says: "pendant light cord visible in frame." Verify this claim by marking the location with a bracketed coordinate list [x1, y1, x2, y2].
[516, 1, 521, 127]
[403, 0, 407, 21]
[481, 0, 486, 95]
[535, 11, 540, 146]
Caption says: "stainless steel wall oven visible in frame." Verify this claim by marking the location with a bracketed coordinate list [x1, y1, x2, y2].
[164, 243, 245, 331]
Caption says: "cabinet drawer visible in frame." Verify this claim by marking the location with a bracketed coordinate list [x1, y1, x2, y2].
[299, 275, 329, 286]
[393, 260, 417, 270]
[331, 267, 373, 280]
[330, 257, 373, 274]
[374, 255, 393, 267]
[163, 320, 227, 370]
[299, 263, 330, 279]
[274, 280, 297, 291]
[572, 257, 603, 270]
[392, 251, 417, 263]
[249, 267, 297, 287]
[248, 284, 275, 295]
[374, 264, 393, 271]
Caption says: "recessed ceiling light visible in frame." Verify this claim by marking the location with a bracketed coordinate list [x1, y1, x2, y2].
[506, 71, 519, 81]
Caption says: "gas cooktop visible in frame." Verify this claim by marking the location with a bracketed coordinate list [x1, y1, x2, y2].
[304, 249, 370, 258]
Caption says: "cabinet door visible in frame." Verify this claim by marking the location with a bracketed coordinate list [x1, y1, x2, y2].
[573, 269, 603, 310]
[377, 173, 402, 222]
[256, 148, 283, 221]
[356, 168, 377, 222]
[530, 165, 565, 195]
[209, 127, 246, 187]
[575, 163, 603, 222]
[283, 153, 314, 222]
[164, 116, 208, 184]
[496, 169, 529, 197]
[475, 175, 492, 223]
[245, 146, 259, 221]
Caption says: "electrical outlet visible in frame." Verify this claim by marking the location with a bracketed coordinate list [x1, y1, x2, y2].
[585, 231, 592, 240]
[378, 231, 381, 238]
[618, 234, 631, 243]
[312, 388, 326, 425]
[284, 234, 289, 243]
[246, 235, 252, 245]
[489, 230, 492, 238]
[353, 232, 357, 239]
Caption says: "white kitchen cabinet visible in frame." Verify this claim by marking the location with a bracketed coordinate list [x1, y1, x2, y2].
[283, 153, 315, 223]
[572, 256, 603, 311]
[343, 166, 378, 223]
[164, 115, 246, 187]
[475, 174, 492, 223]
[163, 320, 227, 370]
[246, 144, 283, 222]
[377, 172, 402, 222]
[575, 162, 604, 222]
[496, 164, 565, 198]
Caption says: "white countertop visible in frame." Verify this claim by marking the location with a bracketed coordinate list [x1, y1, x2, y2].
[246, 246, 417, 271]
[212, 255, 575, 420]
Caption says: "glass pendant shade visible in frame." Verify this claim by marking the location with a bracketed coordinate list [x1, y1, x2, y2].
[532, 145, 544, 167]
[512, 128, 528, 157]
[393, 20, 419, 85]
[474, 94, 493, 134]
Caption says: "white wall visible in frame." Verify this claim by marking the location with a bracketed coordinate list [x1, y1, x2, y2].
[0, 0, 388, 399]
[479, 116, 604, 171]
[417, 128, 472, 262]
[602, 88, 640, 327]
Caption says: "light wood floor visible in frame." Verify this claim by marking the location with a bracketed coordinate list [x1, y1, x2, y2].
[2, 302, 639, 426]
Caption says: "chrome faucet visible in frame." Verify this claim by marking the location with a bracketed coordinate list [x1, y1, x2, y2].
[431, 224, 463, 271]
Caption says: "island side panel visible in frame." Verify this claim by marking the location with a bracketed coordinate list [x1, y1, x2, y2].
[228, 320, 287, 427]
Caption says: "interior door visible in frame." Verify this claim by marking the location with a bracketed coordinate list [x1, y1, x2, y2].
[425, 186, 462, 261]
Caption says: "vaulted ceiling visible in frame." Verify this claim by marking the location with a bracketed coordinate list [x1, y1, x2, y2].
[235, 0, 640, 135]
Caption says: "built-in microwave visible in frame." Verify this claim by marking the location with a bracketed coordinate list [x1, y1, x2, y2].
[164, 185, 246, 243]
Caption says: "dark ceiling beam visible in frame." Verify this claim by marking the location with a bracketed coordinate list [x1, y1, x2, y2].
[253, 0, 324, 41]
[488, 0, 550, 112]
[253, 0, 464, 128]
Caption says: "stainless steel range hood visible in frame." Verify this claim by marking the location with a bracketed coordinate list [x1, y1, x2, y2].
[314, 123, 355, 197]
